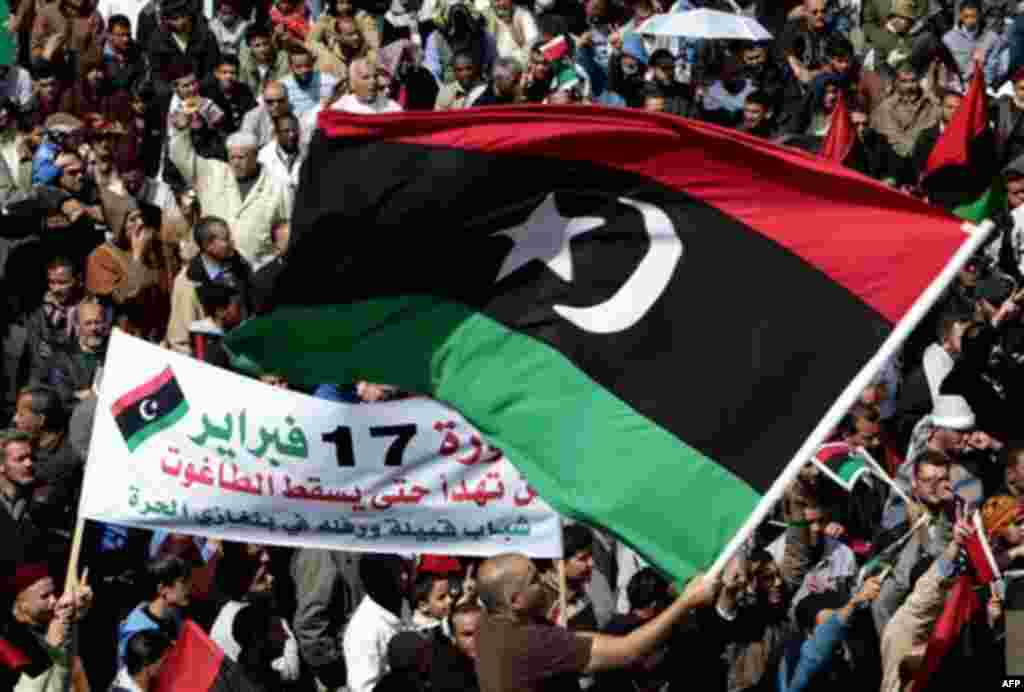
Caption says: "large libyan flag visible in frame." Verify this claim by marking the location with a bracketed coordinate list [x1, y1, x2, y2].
[227, 106, 971, 581]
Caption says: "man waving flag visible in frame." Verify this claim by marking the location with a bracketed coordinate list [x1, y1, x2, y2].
[227, 105, 986, 582]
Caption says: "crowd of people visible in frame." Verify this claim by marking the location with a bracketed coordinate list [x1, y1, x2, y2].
[0, 0, 1022, 689]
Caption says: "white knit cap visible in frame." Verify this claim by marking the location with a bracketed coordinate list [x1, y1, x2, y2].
[931, 395, 976, 431]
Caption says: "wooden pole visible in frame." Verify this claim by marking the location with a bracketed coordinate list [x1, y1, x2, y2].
[63, 513, 86, 594]
[557, 559, 568, 627]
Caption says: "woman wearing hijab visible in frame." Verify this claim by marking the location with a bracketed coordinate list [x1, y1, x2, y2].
[85, 188, 173, 341]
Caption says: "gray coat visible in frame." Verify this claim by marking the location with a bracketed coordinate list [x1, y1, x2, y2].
[290, 549, 365, 690]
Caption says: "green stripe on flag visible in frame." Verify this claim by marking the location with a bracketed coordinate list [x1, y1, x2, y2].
[0, 1, 13, 67]
[125, 400, 190, 452]
[954, 179, 1005, 224]
[228, 296, 760, 581]
[835, 455, 868, 486]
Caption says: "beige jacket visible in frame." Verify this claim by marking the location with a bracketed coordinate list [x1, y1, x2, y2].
[879, 559, 954, 692]
[871, 92, 941, 158]
[169, 129, 291, 267]
[165, 264, 205, 355]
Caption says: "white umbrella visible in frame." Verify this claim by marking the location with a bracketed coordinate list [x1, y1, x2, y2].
[634, 8, 773, 41]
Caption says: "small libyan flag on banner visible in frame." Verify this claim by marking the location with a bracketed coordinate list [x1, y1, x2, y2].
[111, 366, 190, 452]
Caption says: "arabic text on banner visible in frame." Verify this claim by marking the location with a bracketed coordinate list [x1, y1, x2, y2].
[79, 331, 563, 558]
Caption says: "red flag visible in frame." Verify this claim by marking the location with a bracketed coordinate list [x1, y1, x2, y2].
[821, 92, 855, 164]
[911, 575, 980, 692]
[154, 621, 260, 692]
[923, 62, 988, 178]
[912, 521, 997, 692]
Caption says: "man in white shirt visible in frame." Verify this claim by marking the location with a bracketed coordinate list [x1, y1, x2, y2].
[281, 46, 340, 117]
[922, 311, 969, 404]
[332, 58, 403, 114]
[343, 554, 411, 692]
[257, 113, 303, 203]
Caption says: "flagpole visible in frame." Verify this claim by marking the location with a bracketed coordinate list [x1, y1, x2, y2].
[705, 219, 996, 583]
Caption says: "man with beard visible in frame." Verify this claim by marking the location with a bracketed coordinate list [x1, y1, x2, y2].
[871, 61, 940, 177]
[42, 299, 108, 411]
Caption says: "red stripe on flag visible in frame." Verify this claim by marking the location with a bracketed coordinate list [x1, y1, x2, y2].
[153, 620, 225, 692]
[924, 63, 988, 177]
[964, 532, 997, 584]
[912, 574, 980, 692]
[317, 106, 965, 324]
[0, 639, 31, 670]
[110, 367, 175, 418]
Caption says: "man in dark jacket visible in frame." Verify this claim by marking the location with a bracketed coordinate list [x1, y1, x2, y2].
[12, 385, 79, 537]
[430, 603, 481, 692]
[105, 14, 149, 92]
[290, 549, 364, 692]
[188, 280, 242, 369]
[21, 256, 80, 385]
[647, 49, 695, 118]
[146, 0, 222, 96]
[0, 432, 60, 566]
[43, 300, 108, 413]
[201, 54, 257, 134]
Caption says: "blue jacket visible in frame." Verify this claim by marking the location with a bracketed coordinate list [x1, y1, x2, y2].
[117, 603, 182, 665]
[777, 612, 850, 692]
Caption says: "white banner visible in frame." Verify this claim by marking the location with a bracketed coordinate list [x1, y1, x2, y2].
[80, 331, 562, 557]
